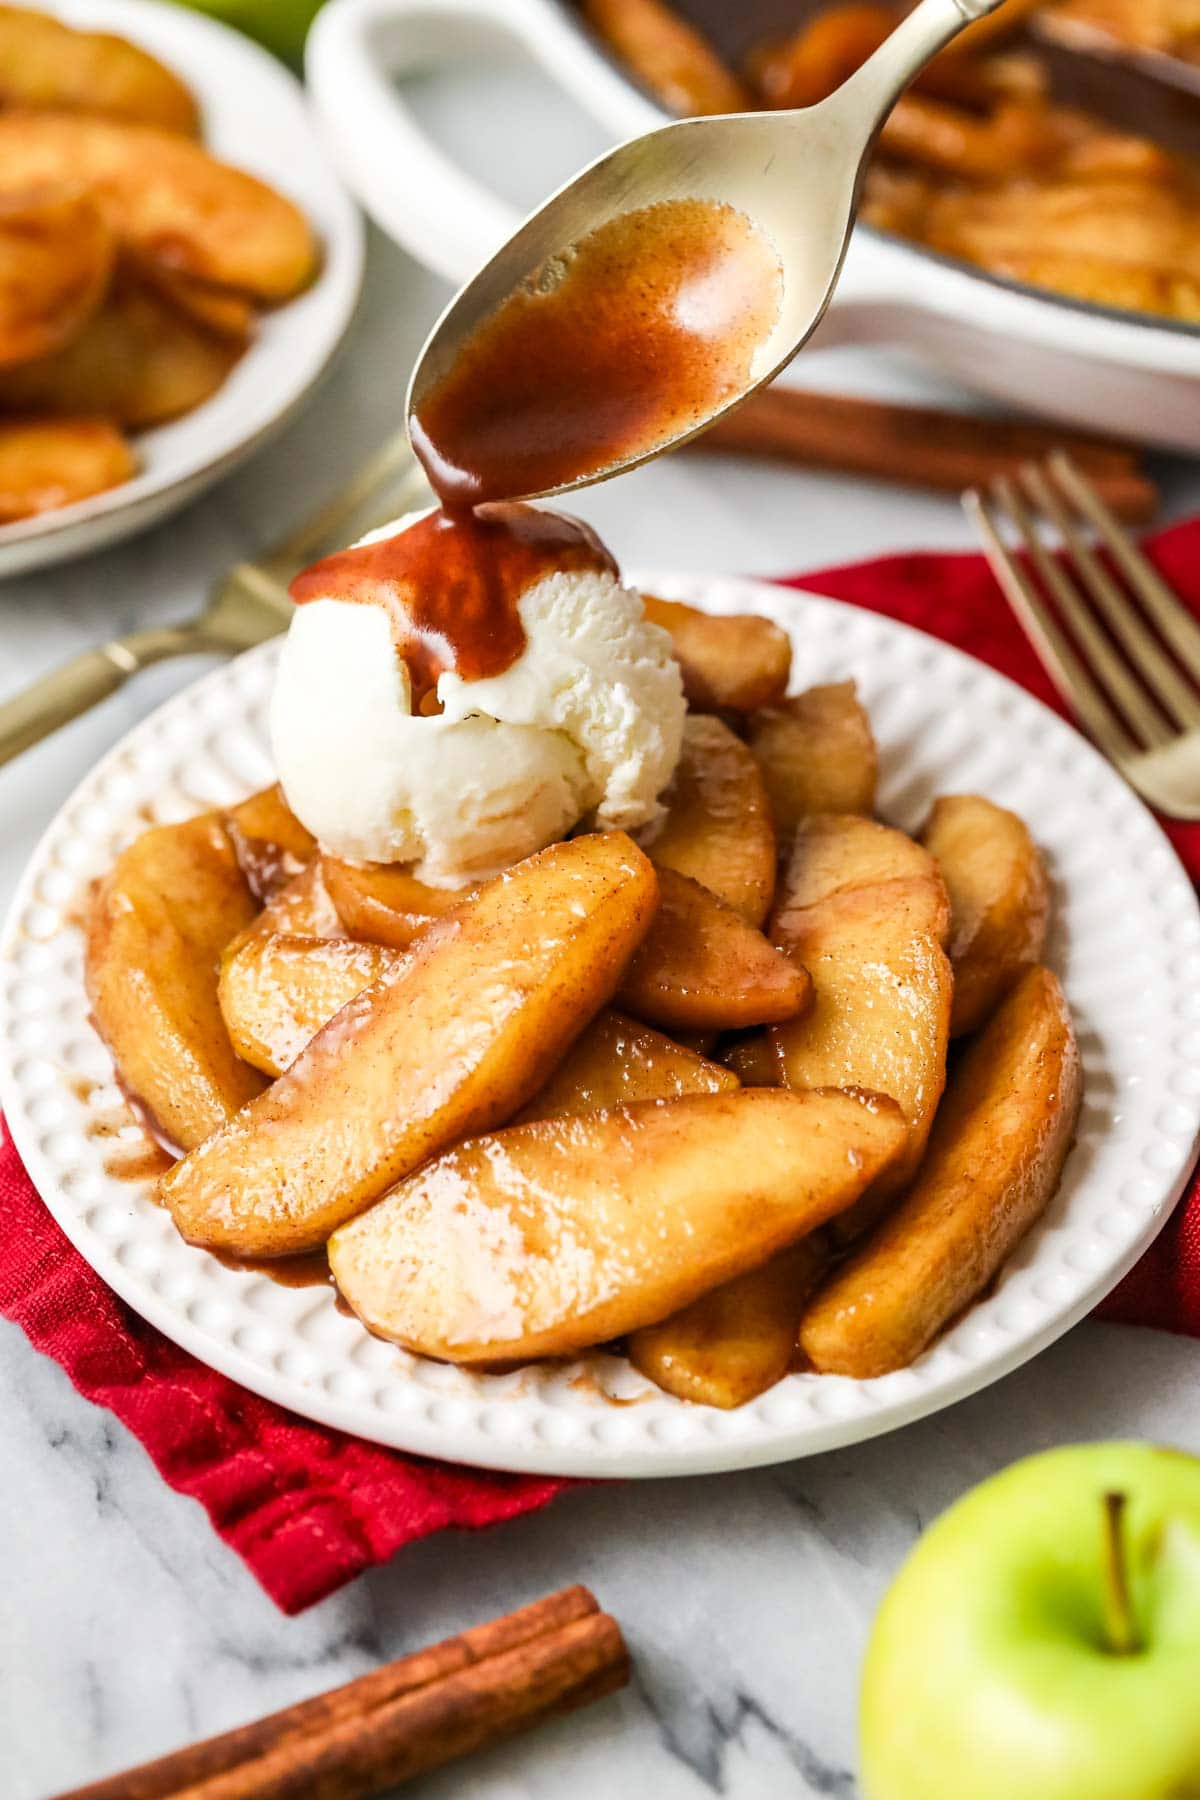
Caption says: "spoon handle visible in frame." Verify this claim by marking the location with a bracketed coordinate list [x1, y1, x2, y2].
[828, 0, 1011, 128]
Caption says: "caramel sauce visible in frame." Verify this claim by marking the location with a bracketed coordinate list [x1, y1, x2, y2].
[409, 197, 783, 509]
[288, 502, 616, 708]
[103, 1138, 174, 1184]
[211, 1247, 334, 1290]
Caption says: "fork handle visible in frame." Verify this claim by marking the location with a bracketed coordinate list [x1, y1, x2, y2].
[0, 626, 199, 768]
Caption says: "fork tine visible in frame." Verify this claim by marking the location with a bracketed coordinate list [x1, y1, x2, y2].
[1020, 462, 1200, 733]
[964, 485, 1138, 762]
[1049, 450, 1200, 678]
[991, 475, 1171, 748]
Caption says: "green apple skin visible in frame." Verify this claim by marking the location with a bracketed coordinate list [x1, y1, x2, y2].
[172, 0, 325, 64]
[860, 1443, 1200, 1800]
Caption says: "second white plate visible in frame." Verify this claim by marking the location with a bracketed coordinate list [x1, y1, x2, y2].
[0, 0, 364, 577]
[3, 574, 1199, 1475]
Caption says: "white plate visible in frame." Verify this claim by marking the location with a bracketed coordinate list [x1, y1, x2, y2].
[0, 0, 364, 577]
[3, 574, 1200, 1477]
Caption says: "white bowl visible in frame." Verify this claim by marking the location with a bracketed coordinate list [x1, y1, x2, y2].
[3, 573, 1199, 1477]
[0, 0, 364, 578]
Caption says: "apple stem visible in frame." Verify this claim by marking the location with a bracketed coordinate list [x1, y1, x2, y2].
[1101, 1490, 1139, 1657]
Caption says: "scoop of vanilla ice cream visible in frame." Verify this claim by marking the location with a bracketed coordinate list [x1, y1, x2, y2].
[269, 510, 685, 887]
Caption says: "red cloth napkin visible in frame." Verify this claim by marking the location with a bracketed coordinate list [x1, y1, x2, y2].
[3, 518, 1199, 1614]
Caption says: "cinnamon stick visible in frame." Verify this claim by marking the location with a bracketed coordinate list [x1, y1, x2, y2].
[52, 1587, 625, 1800]
[691, 387, 1159, 522]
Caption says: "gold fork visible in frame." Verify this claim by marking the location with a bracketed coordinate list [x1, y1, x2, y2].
[964, 450, 1200, 822]
[0, 430, 432, 768]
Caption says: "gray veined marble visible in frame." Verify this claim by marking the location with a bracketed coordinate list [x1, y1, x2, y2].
[3, 205, 1200, 1800]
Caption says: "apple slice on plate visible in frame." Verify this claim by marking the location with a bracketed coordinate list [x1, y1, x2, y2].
[629, 1239, 826, 1409]
[321, 854, 465, 949]
[519, 1008, 737, 1120]
[329, 1088, 906, 1364]
[85, 813, 266, 1152]
[218, 932, 398, 1077]
[746, 680, 877, 836]
[641, 594, 791, 712]
[800, 965, 1081, 1378]
[640, 714, 776, 925]
[618, 867, 809, 1032]
[770, 814, 953, 1233]
[921, 793, 1050, 1037]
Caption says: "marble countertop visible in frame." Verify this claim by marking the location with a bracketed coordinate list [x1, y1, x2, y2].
[4, 213, 1200, 1799]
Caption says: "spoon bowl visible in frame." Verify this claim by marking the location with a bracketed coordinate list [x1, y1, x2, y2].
[407, 0, 1007, 503]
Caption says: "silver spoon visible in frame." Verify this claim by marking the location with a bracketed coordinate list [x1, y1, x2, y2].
[406, 0, 1008, 502]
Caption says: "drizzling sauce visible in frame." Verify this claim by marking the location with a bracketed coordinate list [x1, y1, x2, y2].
[409, 197, 784, 509]
[288, 503, 616, 707]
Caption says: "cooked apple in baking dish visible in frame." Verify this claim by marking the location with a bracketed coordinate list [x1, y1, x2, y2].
[581, 0, 1200, 324]
[83, 504, 1080, 1408]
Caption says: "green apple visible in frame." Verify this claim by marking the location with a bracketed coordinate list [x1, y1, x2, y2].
[860, 1443, 1200, 1800]
[171, 0, 325, 64]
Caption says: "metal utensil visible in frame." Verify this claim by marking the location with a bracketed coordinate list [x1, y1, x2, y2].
[0, 432, 431, 768]
[966, 450, 1200, 820]
[407, 0, 1007, 500]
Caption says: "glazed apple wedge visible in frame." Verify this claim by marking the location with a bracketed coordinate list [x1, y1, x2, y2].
[222, 784, 316, 903]
[519, 1009, 738, 1120]
[219, 933, 399, 1077]
[629, 1239, 826, 1409]
[641, 714, 776, 925]
[161, 833, 659, 1256]
[770, 816, 953, 1230]
[322, 855, 466, 950]
[85, 815, 266, 1152]
[618, 868, 810, 1032]
[641, 595, 791, 712]
[799, 967, 1081, 1378]
[240, 860, 346, 947]
[746, 680, 877, 836]
[921, 793, 1050, 1037]
[329, 1088, 907, 1364]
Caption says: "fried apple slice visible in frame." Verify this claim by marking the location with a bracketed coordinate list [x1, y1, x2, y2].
[85, 815, 265, 1153]
[329, 1088, 906, 1364]
[161, 833, 659, 1256]
[0, 415, 135, 520]
[746, 681, 877, 836]
[0, 189, 114, 368]
[519, 1008, 737, 1121]
[223, 784, 316, 905]
[0, 6, 199, 133]
[641, 594, 791, 712]
[0, 263, 243, 428]
[618, 867, 808, 1031]
[629, 1239, 826, 1408]
[799, 967, 1081, 1377]
[321, 855, 465, 950]
[241, 860, 345, 950]
[772, 812, 947, 934]
[770, 816, 953, 1230]
[581, 0, 751, 115]
[641, 714, 775, 925]
[0, 114, 316, 300]
[218, 933, 397, 1078]
[921, 793, 1050, 1036]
